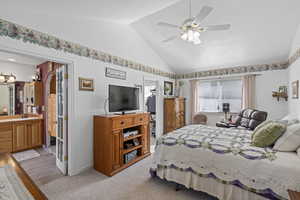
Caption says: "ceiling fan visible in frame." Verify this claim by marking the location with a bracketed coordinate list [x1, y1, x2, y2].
[157, 0, 231, 45]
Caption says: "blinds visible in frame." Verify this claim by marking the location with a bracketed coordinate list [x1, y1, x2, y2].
[198, 79, 242, 112]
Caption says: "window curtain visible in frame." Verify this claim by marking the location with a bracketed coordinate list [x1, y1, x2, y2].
[190, 80, 199, 122]
[242, 75, 256, 109]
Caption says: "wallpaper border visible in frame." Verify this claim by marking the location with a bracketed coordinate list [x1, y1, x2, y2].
[0, 18, 299, 80]
[0, 18, 176, 79]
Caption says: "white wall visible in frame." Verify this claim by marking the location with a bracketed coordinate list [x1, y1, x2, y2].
[0, 14, 172, 73]
[288, 25, 300, 119]
[0, 60, 35, 82]
[0, 17, 173, 175]
[181, 70, 289, 126]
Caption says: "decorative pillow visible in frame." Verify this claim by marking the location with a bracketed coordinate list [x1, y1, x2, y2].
[251, 120, 272, 139]
[273, 123, 300, 152]
[251, 121, 286, 148]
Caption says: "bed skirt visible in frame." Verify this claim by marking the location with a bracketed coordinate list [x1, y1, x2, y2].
[150, 167, 276, 200]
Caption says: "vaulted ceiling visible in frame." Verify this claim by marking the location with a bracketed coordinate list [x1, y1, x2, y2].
[1, 0, 300, 73]
[132, 0, 300, 73]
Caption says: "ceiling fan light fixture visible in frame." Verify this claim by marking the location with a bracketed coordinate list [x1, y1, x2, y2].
[181, 32, 188, 41]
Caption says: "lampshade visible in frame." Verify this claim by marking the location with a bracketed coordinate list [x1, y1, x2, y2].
[0, 73, 5, 83]
[222, 103, 230, 113]
[7, 74, 16, 83]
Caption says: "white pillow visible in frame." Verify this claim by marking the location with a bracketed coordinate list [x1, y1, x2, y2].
[297, 148, 300, 157]
[273, 123, 300, 152]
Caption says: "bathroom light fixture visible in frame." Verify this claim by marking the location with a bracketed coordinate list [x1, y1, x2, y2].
[0, 73, 17, 83]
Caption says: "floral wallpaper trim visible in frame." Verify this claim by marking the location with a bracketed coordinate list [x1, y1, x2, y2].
[288, 48, 300, 65]
[0, 18, 176, 79]
[0, 18, 299, 80]
[175, 61, 289, 79]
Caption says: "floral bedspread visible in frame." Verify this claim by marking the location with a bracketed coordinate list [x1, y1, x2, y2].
[156, 125, 277, 161]
[152, 125, 300, 200]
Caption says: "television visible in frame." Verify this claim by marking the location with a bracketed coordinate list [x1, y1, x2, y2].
[109, 85, 139, 113]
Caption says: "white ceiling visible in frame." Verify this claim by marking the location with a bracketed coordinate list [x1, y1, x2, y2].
[132, 0, 300, 73]
[1, 0, 179, 24]
[1, 0, 300, 73]
[0, 51, 46, 66]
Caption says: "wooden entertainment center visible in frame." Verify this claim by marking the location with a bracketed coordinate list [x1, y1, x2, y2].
[93, 113, 151, 176]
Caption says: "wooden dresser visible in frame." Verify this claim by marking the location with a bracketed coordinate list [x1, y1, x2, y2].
[164, 97, 186, 134]
[94, 113, 151, 176]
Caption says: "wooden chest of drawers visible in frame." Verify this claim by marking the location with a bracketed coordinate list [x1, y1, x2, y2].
[94, 113, 151, 176]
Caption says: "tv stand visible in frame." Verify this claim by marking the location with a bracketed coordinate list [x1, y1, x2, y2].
[94, 113, 150, 176]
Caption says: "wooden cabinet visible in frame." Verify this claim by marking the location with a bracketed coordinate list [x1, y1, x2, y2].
[13, 120, 43, 152]
[94, 113, 151, 176]
[0, 123, 13, 153]
[13, 122, 28, 152]
[24, 82, 43, 111]
[0, 119, 43, 153]
[48, 94, 57, 137]
[164, 97, 186, 134]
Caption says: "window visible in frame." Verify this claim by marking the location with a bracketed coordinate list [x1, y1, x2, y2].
[198, 79, 242, 113]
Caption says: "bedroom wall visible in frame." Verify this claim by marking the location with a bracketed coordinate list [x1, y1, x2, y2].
[288, 25, 300, 119]
[180, 70, 289, 126]
[0, 16, 174, 175]
[0, 60, 35, 82]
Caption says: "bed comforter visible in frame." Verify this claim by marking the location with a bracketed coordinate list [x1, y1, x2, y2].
[151, 125, 300, 200]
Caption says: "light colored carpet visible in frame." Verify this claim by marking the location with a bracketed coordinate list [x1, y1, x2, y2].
[20, 149, 64, 186]
[36, 156, 217, 200]
[12, 149, 40, 162]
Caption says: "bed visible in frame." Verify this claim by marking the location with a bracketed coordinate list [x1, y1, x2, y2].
[150, 125, 300, 200]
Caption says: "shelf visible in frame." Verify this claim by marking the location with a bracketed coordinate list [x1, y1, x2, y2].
[123, 134, 142, 142]
[123, 145, 143, 155]
[272, 91, 288, 101]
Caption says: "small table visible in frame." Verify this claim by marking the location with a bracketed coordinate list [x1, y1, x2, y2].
[216, 121, 237, 128]
[289, 190, 300, 200]
[0, 153, 47, 200]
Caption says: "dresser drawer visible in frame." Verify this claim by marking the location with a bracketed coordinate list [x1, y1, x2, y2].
[134, 115, 148, 124]
[112, 118, 133, 130]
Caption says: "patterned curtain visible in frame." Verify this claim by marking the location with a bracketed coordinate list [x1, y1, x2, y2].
[242, 75, 256, 109]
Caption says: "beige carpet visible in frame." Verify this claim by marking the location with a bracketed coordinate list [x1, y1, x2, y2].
[35, 156, 217, 200]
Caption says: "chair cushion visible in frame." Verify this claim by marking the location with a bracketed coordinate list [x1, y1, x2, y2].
[235, 109, 267, 130]
[251, 121, 286, 148]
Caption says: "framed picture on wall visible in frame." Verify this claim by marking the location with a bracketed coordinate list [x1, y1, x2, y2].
[164, 81, 173, 96]
[292, 80, 299, 99]
[79, 77, 94, 91]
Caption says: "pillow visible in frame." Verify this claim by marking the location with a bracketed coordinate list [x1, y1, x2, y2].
[273, 123, 300, 152]
[280, 114, 300, 126]
[251, 120, 272, 139]
[297, 148, 300, 157]
[251, 121, 286, 148]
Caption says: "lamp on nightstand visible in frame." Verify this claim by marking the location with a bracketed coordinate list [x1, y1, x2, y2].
[222, 103, 230, 121]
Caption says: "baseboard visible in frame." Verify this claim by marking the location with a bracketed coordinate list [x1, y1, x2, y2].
[68, 164, 93, 176]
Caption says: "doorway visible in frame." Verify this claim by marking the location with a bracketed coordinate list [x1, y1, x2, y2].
[143, 79, 158, 153]
[0, 49, 70, 179]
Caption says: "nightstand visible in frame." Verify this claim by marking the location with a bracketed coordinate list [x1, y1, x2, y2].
[289, 190, 300, 200]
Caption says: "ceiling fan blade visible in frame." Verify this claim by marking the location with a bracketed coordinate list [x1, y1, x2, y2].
[162, 36, 178, 43]
[157, 22, 179, 29]
[204, 24, 231, 31]
[193, 6, 213, 24]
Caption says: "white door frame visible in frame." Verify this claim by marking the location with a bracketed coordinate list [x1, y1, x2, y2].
[143, 76, 160, 136]
[0, 45, 75, 176]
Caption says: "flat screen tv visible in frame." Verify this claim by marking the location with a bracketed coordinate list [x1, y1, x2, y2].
[109, 85, 139, 113]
